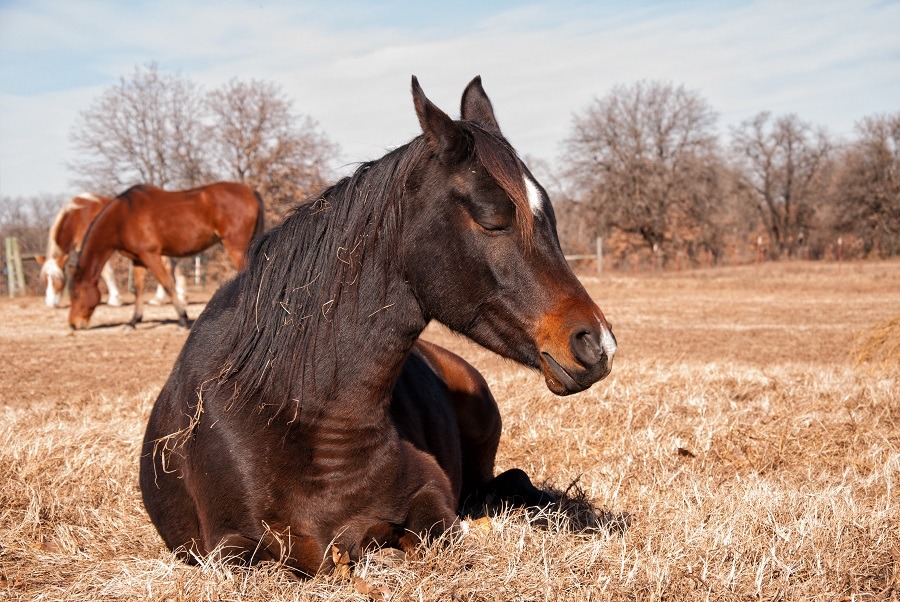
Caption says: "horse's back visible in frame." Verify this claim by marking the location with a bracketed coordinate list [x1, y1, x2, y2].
[198, 182, 260, 232]
[53, 195, 109, 255]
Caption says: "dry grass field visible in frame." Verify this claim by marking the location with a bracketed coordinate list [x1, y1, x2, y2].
[1, 261, 898, 601]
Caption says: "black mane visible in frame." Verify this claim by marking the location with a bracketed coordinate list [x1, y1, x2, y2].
[217, 138, 425, 409]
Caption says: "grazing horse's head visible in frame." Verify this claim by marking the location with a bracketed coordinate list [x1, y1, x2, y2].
[68, 262, 101, 330]
[401, 77, 616, 395]
[38, 255, 67, 308]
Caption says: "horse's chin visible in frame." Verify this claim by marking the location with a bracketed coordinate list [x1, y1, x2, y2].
[539, 352, 603, 396]
[69, 317, 90, 331]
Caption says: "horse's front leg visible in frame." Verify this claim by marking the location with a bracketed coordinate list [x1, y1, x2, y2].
[139, 252, 189, 328]
[101, 260, 122, 306]
[127, 264, 146, 329]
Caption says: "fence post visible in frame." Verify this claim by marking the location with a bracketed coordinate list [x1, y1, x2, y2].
[5, 237, 25, 298]
[595, 237, 603, 276]
[5, 237, 14, 298]
[837, 237, 843, 273]
[6, 236, 25, 297]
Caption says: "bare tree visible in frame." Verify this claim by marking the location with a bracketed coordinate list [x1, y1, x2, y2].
[731, 113, 833, 259]
[69, 63, 209, 194]
[205, 79, 338, 222]
[562, 81, 729, 266]
[0, 194, 66, 294]
[829, 112, 900, 257]
[0, 194, 63, 253]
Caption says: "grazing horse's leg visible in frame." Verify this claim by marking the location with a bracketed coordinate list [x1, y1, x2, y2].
[101, 261, 122, 306]
[128, 265, 146, 329]
[150, 258, 186, 306]
[139, 252, 189, 328]
[171, 258, 187, 305]
[220, 238, 251, 271]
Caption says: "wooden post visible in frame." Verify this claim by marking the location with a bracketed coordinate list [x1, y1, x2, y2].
[837, 237, 843, 273]
[756, 236, 763, 269]
[5, 237, 25, 298]
[595, 237, 603, 276]
[5, 237, 15, 298]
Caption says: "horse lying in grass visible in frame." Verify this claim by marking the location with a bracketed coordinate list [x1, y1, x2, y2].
[140, 76, 617, 576]
[68, 182, 264, 330]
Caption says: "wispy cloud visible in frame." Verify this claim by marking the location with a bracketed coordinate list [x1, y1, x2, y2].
[1, 0, 898, 197]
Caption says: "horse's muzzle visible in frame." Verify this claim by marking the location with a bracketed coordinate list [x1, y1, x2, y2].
[539, 323, 616, 395]
[69, 318, 89, 331]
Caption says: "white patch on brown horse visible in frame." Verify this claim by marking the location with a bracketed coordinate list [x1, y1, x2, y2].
[524, 176, 543, 215]
[41, 258, 65, 307]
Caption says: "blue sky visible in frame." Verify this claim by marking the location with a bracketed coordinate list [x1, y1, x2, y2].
[1, 0, 898, 198]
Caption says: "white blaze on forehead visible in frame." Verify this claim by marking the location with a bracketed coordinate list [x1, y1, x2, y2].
[42, 258, 64, 281]
[42, 258, 65, 307]
[524, 175, 543, 215]
[76, 192, 102, 202]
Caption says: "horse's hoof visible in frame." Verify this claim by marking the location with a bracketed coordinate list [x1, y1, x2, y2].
[107, 298, 123, 307]
[122, 323, 136, 331]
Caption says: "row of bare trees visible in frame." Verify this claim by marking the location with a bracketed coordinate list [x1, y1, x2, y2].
[69, 63, 338, 223]
[2, 69, 896, 278]
[557, 81, 899, 266]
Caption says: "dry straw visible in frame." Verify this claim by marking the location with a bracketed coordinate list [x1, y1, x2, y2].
[1, 260, 898, 600]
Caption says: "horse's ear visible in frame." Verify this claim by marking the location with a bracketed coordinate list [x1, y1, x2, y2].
[461, 76, 501, 135]
[412, 76, 466, 160]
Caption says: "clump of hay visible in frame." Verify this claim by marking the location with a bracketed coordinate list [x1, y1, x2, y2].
[854, 315, 900, 372]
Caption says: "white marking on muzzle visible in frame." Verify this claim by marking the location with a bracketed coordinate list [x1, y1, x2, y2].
[595, 312, 617, 363]
[524, 176, 543, 215]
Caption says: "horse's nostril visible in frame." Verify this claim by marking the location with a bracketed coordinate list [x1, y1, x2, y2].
[570, 328, 604, 367]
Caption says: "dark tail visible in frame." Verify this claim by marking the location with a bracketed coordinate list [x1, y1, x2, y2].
[252, 191, 266, 241]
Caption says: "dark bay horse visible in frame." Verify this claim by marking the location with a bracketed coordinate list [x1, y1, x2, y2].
[140, 77, 617, 576]
[68, 182, 264, 330]
[39, 193, 185, 309]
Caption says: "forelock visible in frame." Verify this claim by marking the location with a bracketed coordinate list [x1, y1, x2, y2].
[466, 125, 535, 248]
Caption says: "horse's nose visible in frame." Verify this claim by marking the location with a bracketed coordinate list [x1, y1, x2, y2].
[569, 323, 617, 372]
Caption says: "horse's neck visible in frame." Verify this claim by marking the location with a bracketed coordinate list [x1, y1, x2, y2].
[77, 211, 119, 284]
[304, 268, 426, 412]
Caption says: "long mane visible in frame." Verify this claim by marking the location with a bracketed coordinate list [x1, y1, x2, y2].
[45, 193, 102, 261]
[217, 122, 533, 411]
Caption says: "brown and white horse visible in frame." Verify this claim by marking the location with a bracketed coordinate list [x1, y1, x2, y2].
[39, 193, 186, 308]
[39, 193, 121, 308]
[68, 182, 264, 329]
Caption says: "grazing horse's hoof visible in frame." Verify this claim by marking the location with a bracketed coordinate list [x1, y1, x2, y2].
[123, 323, 137, 331]
[107, 297, 123, 307]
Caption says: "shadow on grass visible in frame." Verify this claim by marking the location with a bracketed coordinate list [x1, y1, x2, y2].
[83, 317, 195, 332]
[539, 478, 632, 535]
[463, 476, 632, 535]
